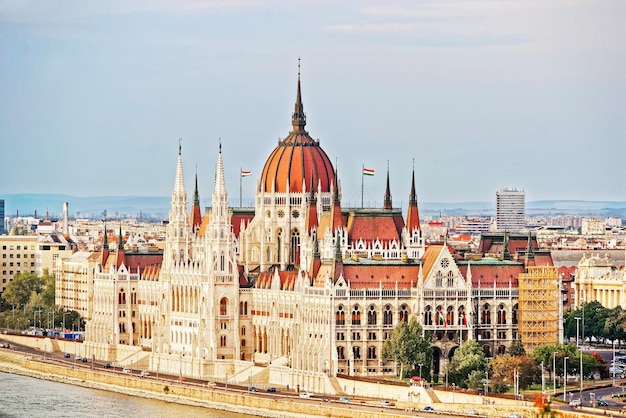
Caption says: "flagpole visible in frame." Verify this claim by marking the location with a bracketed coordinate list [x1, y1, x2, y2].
[361, 164, 364, 208]
[240, 167, 242, 208]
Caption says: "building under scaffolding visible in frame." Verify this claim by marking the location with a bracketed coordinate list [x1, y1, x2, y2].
[518, 266, 562, 351]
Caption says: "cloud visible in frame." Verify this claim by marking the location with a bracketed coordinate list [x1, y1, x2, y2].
[323, 22, 416, 34]
[0, 0, 258, 23]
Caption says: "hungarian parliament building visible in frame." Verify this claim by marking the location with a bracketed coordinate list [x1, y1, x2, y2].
[59, 74, 561, 394]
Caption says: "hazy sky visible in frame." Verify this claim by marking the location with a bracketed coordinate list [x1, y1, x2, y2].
[1, 0, 624, 206]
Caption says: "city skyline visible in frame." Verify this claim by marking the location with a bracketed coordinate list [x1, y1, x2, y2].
[1, 1, 624, 204]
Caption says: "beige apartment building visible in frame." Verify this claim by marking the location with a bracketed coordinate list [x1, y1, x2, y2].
[0, 234, 73, 294]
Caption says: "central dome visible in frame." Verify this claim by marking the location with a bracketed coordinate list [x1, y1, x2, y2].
[260, 74, 335, 194]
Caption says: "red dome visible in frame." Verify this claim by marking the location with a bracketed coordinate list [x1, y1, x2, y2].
[260, 76, 335, 194]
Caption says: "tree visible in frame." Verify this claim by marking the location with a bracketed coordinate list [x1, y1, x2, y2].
[490, 353, 540, 393]
[507, 339, 526, 357]
[604, 306, 626, 345]
[1, 272, 45, 310]
[382, 316, 432, 378]
[447, 339, 487, 388]
[531, 343, 561, 380]
[582, 301, 608, 345]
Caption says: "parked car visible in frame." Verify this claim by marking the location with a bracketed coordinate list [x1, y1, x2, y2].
[266, 387, 276, 392]
[299, 392, 313, 398]
[609, 366, 624, 374]
[569, 398, 581, 407]
[597, 399, 609, 406]
[122, 368, 131, 374]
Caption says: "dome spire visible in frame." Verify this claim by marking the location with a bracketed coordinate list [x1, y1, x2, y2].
[291, 57, 307, 133]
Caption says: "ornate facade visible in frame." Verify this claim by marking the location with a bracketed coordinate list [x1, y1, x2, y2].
[81, 71, 558, 393]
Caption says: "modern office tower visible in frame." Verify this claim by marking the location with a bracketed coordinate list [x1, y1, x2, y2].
[495, 188, 526, 232]
[0, 199, 4, 234]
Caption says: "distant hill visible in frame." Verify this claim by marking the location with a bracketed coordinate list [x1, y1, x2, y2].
[1, 194, 625, 220]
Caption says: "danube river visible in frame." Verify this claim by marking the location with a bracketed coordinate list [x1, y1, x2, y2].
[0, 372, 251, 418]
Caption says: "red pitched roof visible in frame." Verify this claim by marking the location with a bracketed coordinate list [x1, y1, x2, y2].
[458, 263, 524, 288]
[342, 264, 420, 289]
[347, 212, 404, 245]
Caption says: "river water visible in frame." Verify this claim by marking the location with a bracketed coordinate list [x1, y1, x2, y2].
[0, 372, 251, 418]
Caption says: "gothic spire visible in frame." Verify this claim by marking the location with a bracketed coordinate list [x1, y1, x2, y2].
[174, 138, 186, 195]
[291, 57, 307, 133]
[406, 163, 421, 232]
[102, 223, 109, 251]
[383, 161, 392, 209]
[213, 141, 227, 201]
[190, 167, 202, 231]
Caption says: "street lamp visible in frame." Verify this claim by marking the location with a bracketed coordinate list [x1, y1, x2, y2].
[62, 311, 71, 336]
[613, 340, 616, 386]
[418, 363, 423, 380]
[564, 357, 569, 400]
[553, 351, 556, 395]
[574, 317, 581, 348]
[451, 383, 456, 403]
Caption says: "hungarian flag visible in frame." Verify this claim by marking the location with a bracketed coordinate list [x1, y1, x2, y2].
[438, 311, 446, 327]
[241, 170, 251, 177]
[463, 313, 471, 328]
[363, 167, 375, 176]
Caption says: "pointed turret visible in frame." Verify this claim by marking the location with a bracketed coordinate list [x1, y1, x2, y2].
[166, 141, 190, 266]
[305, 180, 318, 231]
[116, 224, 126, 269]
[331, 167, 344, 231]
[101, 223, 109, 266]
[383, 162, 392, 209]
[190, 169, 202, 232]
[503, 231, 510, 260]
[406, 166, 421, 232]
[291, 58, 307, 134]
[212, 143, 228, 209]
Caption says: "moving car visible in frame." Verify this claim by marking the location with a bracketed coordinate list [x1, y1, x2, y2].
[569, 398, 581, 407]
[299, 392, 313, 398]
[266, 387, 276, 392]
[380, 400, 391, 407]
[248, 386, 257, 392]
[82, 357, 88, 363]
[140, 371, 150, 377]
[122, 368, 131, 374]
[339, 397, 350, 403]
[64, 353, 70, 358]
[104, 363, 112, 369]
[597, 399, 609, 406]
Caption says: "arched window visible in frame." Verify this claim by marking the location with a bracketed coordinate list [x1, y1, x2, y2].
[337, 346, 345, 360]
[383, 305, 393, 325]
[241, 339, 246, 348]
[497, 303, 507, 325]
[290, 229, 300, 264]
[118, 289, 126, 305]
[424, 305, 432, 326]
[482, 303, 491, 325]
[220, 251, 225, 271]
[244, 301, 248, 315]
[353, 346, 361, 360]
[446, 306, 454, 326]
[277, 229, 283, 264]
[399, 304, 409, 323]
[367, 346, 377, 359]
[435, 271, 443, 287]
[351, 305, 361, 326]
[220, 298, 228, 316]
[336, 306, 345, 326]
[447, 271, 454, 287]
[458, 306, 465, 326]
[220, 335, 227, 347]
[241, 326, 246, 336]
[512, 304, 519, 325]
[367, 305, 377, 326]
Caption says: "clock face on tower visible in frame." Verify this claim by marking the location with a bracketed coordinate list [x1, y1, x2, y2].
[440, 258, 449, 269]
